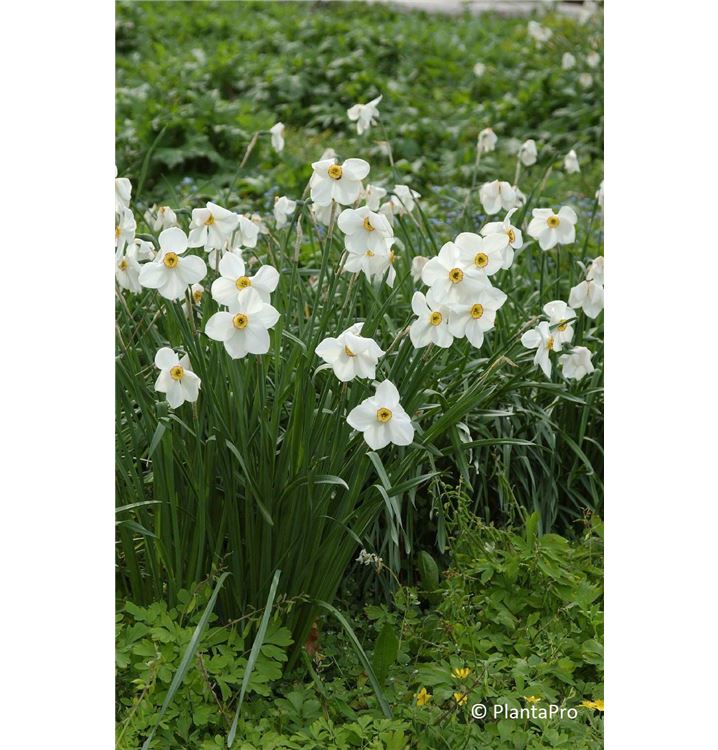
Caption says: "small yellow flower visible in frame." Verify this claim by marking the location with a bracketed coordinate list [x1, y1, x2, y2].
[452, 667, 471, 680]
[524, 695, 541, 704]
[416, 687, 432, 706]
[453, 691, 468, 706]
[579, 700, 596, 709]
[593, 699, 604, 712]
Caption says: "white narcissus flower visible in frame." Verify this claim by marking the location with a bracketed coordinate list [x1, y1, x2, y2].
[144, 205, 177, 232]
[390, 184, 420, 214]
[586, 51, 601, 68]
[518, 139, 538, 166]
[559, 346, 595, 381]
[562, 52, 576, 70]
[477, 127, 497, 155]
[115, 247, 141, 293]
[205, 287, 280, 359]
[347, 95, 382, 135]
[346, 380, 414, 450]
[338, 205, 394, 256]
[310, 157, 370, 207]
[409, 291, 454, 349]
[270, 122, 285, 152]
[378, 202, 395, 226]
[528, 20, 552, 43]
[190, 282, 204, 304]
[366, 247, 397, 288]
[273, 196, 297, 229]
[210, 252, 279, 306]
[473, 61, 486, 77]
[115, 207, 136, 251]
[115, 167, 132, 213]
[479, 180, 517, 215]
[448, 286, 507, 349]
[362, 184, 387, 211]
[564, 149, 580, 174]
[579, 73, 593, 89]
[521, 320, 561, 378]
[138, 227, 207, 300]
[596, 180, 604, 208]
[130, 238, 156, 262]
[454, 232, 504, 277]
[543, 300, 576, 346]
[251, 213, 269, 235]
[586, 256, 604, 286]
[411, 256, 428, 282]
[315, 323, 385, 382]
[513, 185, 527, 208]
[188, 202, 240, 250]
[235, 214, 260, 249]
[422, 241, 489, 305]
[311, 201, 334, 227]
[480, 207, 524, 269]
[343, 236, 393, 282]
[154, 347, 201, 408]
[527, 206, 578, 250]
[569, 279, 604, 319]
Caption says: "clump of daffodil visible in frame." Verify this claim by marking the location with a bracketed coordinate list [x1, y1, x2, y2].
[416, 687, 432, 706]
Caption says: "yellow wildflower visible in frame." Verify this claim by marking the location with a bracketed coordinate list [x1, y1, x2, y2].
[453, 691, 468, 706]
[593, 699, 604, 712]
[452, 667, 471, 680]
[416, 687, 432, 706]
[524, 695, 541, 704]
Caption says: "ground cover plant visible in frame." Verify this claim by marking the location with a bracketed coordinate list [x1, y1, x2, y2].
[116, 1, 604, 746]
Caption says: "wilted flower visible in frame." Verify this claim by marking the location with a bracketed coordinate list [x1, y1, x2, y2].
[543, 300, 576, 345]
[477, 127, 497, 155]
[518, 139, 538, 166]
[473, 61, 486, 77]
[521, 320, 561, 378]
[154, 347, 201, 408]
[411, 256, 429, 282]
[579, 72, 593, 89]
[586, 256, 604, 286]
[315, 323, 385, 382]
[115, 247, 141, 293]
[564, 149, 580, 174]
[562, 52, 576, 70]
[356, 549, 383, 568]
[559, 346, 595, 381]
[210, 252, 279, 306]
[338, 205, 394, 255]
[269, 122, 285, 152]
[362, 184, 387, 211]
[347, 94, 382, 135]
[422, 241, 489, 305]
[568, 279, 604, 319]
[455, 232, 504, 277]
[479, 180, 517, 215]
[390, 184, 421, 214]
[586, 51, 601, 68]
[527, 206, 577, 250]
[138, 227, 207, 300]
[273, 196, 297, 229]
[528, 20, 552, 43]
[115, 167, 132, 213]
[144, 205, 177, 232]
[410, 291, 454, 349]
[481, 207, 523, 269]
[346, 379, 414, 450]
[115, 207, 136, 252]
[310, 157, 370, 207]
[130, 238, 156, 262]
[205, 287, 280, 359]
[188, 202, 239, 251]
[448, 286, 507, 349]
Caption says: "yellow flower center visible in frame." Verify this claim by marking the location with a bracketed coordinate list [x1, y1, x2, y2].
[389, 250, 396, 264]
[327, 163, 343, 180]
[169, 365, 184, 381]
[546, 336, 555, 350]
[507, 228, 516, 242]
[192, 289, 203, 303]
[232, 313, 249, 329]
[115, 226, 121, 239]
[366, 250, 375, 257]
[205, 213, 215, 226]
[449, 267, 464, 283]
[235, 276, 252, 289]
[474, 253, 489, 268]
[363, 216, 374, 232]
[376, 407, 393, 423]
[547, 215, 560, 228]
[558, 321, 568, 331]
[429, 311, 443, 326]
[118, 258, 129, 271]
[163, 252, 179, 268]
[470, 303, 484, 319]
[344, 345, 356, 357]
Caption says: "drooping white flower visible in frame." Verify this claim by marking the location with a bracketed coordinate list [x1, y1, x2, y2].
[411, 256, 428, 282]
[205, 287, 280, 359]
[518, 139, 538, 166]
[596, 180, 604, 208]
[154, 347, 201, 408]
[586, 51, 601, 68]
[270, 122, 285, 152]
[347, 95, 382, 135]
[568, 279, 604, 319]
[448, 286, 507, 349]
[138, 227, 207, 300]
[211, 252, 279, 306]
[521, 320, 561, 378]
[562, 52, 576, 70]
[235, 214, 260, 249]
[115, 207, 136, 252]
[144, 205, 178, 232]
[409, 291, 454, 349]
[251, 213, 270, 235]
[310, 157, 370, 207]
[473, 61, 486, 77]
[477, 127, 497, 155]
[527, 206, 577, 250]
[315, 323, 385, 382]
[188, 202, 240, 250]
[115, 167, 132, 213]
[542, 300, 576, 346]
[338, 205, 394, 256]
[129, 238, 156, 262]
[390, 184, 421, 215]
[586, 256, 604, 286]
[273, 196, 297, 229]
[454, 232, 504, 277]
[564, 149, 580, 174]
[579, 72, 593, 89]
[480, 207, 524, 269]
[346, 380, 414, 450]
[190, 282, 204, 304]
[559, 346, 595, 381]
[528, 20, 552, 43]
[362, 184, 387, 211]
[479, 180, 517, 215]
[422, 241, 489, 305]
[115, 246, 142, 293]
